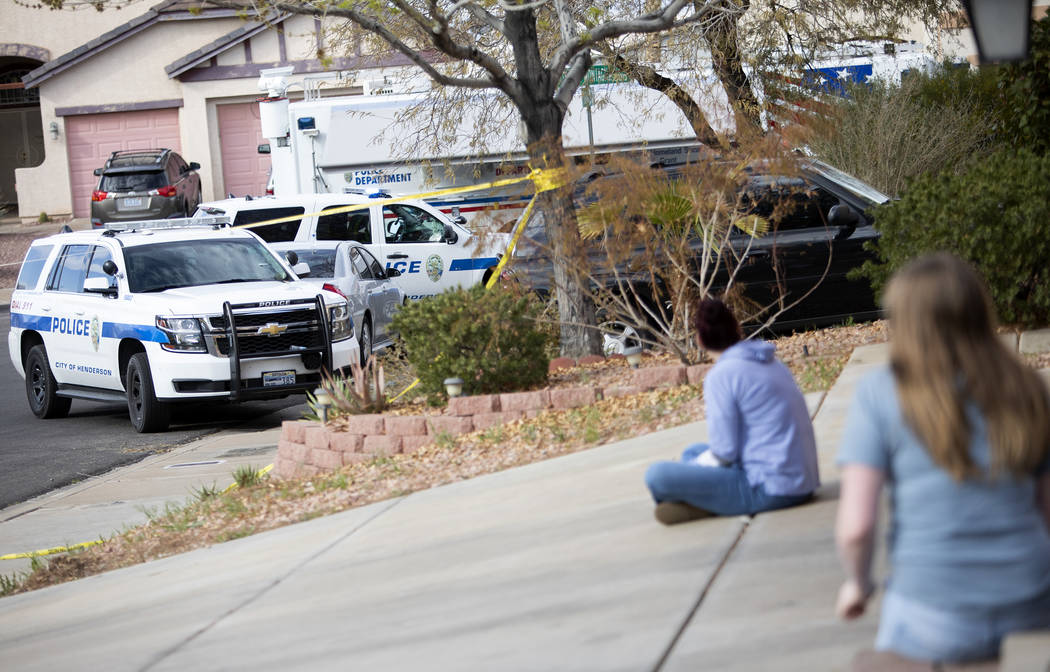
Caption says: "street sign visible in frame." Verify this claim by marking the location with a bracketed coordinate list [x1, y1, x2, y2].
[582, 65, 631, 86]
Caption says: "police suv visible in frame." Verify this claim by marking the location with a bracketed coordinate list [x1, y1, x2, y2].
[8, 218, 358, 432]
[195, 193, 509, 300]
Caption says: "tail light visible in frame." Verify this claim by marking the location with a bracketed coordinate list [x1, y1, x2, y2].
[265, 185, 274, 195]
[92, 190, 110, 201]
[153, 185, 177, 197]
[322, 282, 346, 298]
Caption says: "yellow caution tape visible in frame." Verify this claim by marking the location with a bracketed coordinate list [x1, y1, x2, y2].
[222, 463, 275, 493]
[1, 539, 103, 561]
[231, 166, 566, 231]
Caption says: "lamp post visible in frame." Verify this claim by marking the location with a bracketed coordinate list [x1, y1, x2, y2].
[963, 0, 1033, 64]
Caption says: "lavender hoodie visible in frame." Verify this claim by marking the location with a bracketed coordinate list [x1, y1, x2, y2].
[705, 340, 820, 495]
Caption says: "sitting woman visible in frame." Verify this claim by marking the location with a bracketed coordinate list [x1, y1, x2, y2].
[644, 298, 820, 525]
[835, 253, 1050, 664]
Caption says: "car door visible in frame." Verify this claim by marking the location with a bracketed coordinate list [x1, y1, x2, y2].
[374, 202, 463, 300]
[41, 244, 120, 389]
[352, 245, 401, 342]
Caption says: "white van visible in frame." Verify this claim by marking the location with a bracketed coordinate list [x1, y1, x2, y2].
[196, 193, 508, 300]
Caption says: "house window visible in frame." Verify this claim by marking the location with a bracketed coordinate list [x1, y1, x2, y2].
[0, 69, 38, 106]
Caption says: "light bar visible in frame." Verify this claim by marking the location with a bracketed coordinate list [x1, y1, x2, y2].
[103, 216, 232, 232]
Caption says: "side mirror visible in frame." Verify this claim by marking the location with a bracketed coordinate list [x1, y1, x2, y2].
[828, 203, 860, 228]
[84, 277, 117, 296]
[102, 260, 119, 276]
[257, 144, 271, 154]
[189, 161, 201, 170]
[93, 168, 102, 176]
[292, 262, 311, 276]
[385, 267, 402, 278]
[285, 251, 299, 266]
[453, 215, 467, 227]
[444, 224, 459, 245]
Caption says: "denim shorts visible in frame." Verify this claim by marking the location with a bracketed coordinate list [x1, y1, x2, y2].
[875, 588, 1050, 663]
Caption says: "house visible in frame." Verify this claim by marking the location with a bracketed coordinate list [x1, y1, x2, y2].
[5, 0, 409, 222]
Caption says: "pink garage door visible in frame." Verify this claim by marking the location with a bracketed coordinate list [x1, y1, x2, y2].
[217, 102, 269, 198]
[65, 108, 181, 218]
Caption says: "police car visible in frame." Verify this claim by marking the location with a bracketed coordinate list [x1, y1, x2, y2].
[7, 217, 358, 432]
[195, 193, 509, 300]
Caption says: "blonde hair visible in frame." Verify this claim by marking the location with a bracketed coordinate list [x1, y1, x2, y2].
[884, 253, 1050, 480]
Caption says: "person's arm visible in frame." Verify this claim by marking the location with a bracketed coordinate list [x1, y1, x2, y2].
[705, 372, 742, 464]
[1037, 472, 1050, 532]
[835, 464, 884, 620]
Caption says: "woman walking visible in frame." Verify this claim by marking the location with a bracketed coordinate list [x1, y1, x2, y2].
[836, 253, 1050, 664]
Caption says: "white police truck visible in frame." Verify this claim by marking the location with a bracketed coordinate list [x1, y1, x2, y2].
[7, 217, 359, 432]
[195, 193, 509, 301]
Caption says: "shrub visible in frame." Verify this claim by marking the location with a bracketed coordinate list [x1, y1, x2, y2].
[804, 63, 1001, 196]
[997, 14, 1050, 156]
[858, 148, 1050, 326]
[391, 285, 554, 403]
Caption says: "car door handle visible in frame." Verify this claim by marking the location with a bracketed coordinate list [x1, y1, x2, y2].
[387, 253, 408, 259]
[74, 310, 85, 316]
[746, 250, 771, 261]
[41, 305, 52, 312]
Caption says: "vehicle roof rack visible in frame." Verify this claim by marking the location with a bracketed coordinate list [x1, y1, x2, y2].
[102, 216, 231, 233]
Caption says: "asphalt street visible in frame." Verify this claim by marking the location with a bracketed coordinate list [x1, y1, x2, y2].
[0, 311, 308, 509]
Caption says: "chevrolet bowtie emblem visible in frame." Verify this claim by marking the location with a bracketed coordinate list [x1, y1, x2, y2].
[257, 323, 287, 337]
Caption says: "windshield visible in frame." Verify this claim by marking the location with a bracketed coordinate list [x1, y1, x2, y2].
[806, 160, 891, 205]
[100, 171, 167, 193]
[124, 238, 292, 293]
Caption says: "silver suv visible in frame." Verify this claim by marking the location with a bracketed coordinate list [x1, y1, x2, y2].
[91, 149, 202, 228]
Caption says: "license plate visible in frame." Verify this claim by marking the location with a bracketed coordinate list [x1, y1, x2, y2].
[118, 197, 143, 209]
[263, 370, 296, 387]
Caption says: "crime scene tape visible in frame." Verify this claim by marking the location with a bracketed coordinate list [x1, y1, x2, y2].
[0, 168, 567, 564]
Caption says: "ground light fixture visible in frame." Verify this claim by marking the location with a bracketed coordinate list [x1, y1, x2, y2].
[963, 0, 1033, 64]
[313, 386, 332, 424]
[623, 346, 643, 369]
[444, 377, 464, 398]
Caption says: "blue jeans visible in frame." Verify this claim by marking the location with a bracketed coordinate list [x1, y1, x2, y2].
[875, 588, 1050, 663]
[644, 443, 813, 516]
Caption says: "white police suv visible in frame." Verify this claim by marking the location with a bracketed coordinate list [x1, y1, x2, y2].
[195, 193, 509, 300]
[8, 217, 358, 432]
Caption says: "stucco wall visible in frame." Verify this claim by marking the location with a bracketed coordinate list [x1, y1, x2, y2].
[0, 1, 150, 58]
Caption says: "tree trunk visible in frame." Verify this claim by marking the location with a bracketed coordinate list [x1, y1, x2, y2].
[705, 3, 763, 137]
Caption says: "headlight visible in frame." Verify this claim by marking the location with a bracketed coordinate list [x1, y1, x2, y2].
[328, 302, 354, 342]
[157, 316, 206, 352]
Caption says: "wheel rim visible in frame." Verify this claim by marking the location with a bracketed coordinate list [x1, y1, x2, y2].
[361, 322, 372, 364]
[29, 361, 46, 406]
[129, 368, 143, 418]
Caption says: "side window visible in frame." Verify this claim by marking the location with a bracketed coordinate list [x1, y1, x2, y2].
[359, 247, 386, 279]
[48, 245, 92, 293]
[86, 246, 115, 289]
[745, 179, 839, 233]
[317, 207, 372, 243]
[15, 244, 54, 290]
[383, 204, 445, 243]
[349, 248, 374, 280]
[233, 207, 304, 243]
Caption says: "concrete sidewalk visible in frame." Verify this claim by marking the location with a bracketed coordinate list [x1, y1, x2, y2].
[0, 344, 893, 671]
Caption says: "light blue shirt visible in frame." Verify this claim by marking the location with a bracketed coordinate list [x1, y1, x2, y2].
[705, 340, 820, 496]
[838, 366, 1050, 610]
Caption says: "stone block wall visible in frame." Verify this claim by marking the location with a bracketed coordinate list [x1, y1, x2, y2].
[275, 360, 712, 479]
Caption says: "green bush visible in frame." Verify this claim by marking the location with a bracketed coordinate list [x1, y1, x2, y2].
[858, 148, 1050, 327]
[998, 14, 1050, 156]
[391, 285, 554, 403]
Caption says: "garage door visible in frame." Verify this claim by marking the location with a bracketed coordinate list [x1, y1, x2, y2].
[217, 102, 269, 199]
[65, 108, 181, 218]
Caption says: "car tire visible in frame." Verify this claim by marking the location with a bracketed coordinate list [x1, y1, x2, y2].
[598, 320, 643, 357]
[126, 352, 170, 433]
[359, 316, 372, 367]
[25, 345, 72, 419]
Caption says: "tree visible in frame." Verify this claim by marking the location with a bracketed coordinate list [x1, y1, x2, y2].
[597, 0, 958, 148]
[200, 0, 749, 358]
